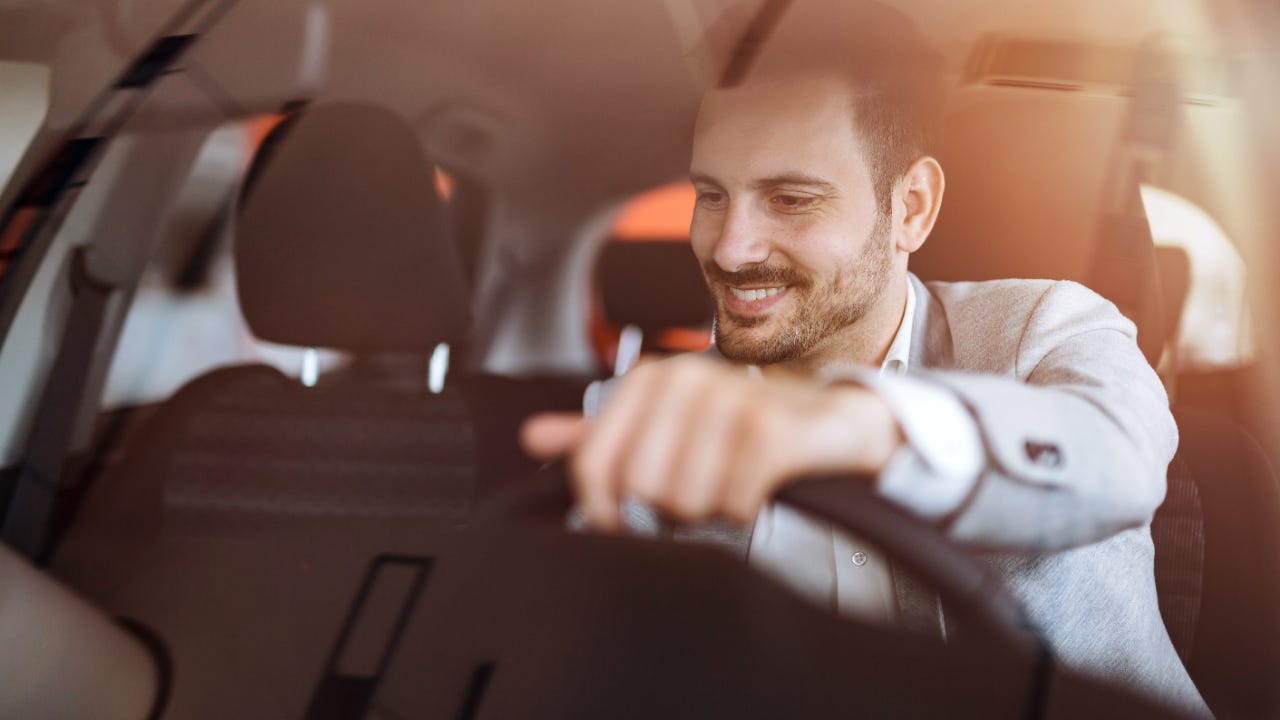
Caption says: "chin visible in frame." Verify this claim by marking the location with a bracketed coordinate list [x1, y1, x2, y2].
[715, 328, 800, 366]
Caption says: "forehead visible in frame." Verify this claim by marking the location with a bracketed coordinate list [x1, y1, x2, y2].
[690, 74, 871, 185]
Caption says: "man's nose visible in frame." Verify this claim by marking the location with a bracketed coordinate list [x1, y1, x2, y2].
[711, 205, 770, 272]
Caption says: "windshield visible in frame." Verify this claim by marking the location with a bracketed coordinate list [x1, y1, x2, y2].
[1, 2, 1278, 719]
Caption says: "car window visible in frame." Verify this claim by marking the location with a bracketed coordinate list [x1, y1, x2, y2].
[1140, 185, 1252, 371]
[0, 60, 50, 282]
[0, 2, 1278, 718]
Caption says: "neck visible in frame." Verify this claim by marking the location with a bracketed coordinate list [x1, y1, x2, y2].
[763, 273, 909, 378]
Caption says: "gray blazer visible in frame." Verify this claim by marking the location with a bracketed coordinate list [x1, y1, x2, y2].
[842, 273, 1205, 714]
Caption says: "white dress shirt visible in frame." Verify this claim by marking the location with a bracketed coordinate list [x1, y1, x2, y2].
[747, 279, 985, 622]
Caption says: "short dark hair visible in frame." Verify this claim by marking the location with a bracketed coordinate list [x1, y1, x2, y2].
[718, 1, 944, 213]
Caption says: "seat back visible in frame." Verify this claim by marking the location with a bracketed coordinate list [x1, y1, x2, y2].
[1152, 409, 1280, 719]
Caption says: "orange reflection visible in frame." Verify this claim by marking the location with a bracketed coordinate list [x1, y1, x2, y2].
[433, 167, 456, 202]
[611, 182, 695, 240]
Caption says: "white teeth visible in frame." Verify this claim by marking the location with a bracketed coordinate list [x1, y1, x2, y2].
[730, 286, 784, 301]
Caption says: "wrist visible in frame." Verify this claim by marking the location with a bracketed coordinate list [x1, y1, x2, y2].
[824, 385, 905, 473]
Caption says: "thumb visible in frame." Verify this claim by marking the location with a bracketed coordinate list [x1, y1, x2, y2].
[520, 412, 588, 461]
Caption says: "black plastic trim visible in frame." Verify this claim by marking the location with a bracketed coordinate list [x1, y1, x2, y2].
[456, 663, 496, 720]
[718, 0, 794, 88]
[304, 555, 433, 720]
[14, 137, 104, 209]
[116, 617, 174, 720]
[116, 34, 197, 89]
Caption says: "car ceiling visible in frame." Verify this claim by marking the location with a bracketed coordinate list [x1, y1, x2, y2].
[328, 0, 1234, 206]
[2, 0, 1241, 208]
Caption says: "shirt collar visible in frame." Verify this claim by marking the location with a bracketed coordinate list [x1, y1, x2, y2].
[880, 278, 915, 377]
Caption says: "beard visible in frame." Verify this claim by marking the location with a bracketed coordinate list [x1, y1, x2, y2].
[708, 213, 894, 366]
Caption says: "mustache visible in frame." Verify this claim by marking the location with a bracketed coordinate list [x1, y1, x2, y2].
[702, 262, 809, 289]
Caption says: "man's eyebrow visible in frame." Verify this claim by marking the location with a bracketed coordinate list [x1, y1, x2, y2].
[687, 172, 838, 193]
[750, 174, 838, 193]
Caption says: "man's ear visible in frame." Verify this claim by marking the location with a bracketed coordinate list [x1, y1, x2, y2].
[894, 156, 944, 254]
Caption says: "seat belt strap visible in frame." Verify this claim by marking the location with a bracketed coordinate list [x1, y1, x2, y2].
[1088, 44, 1182, 364]
[1, 247, 116, 561]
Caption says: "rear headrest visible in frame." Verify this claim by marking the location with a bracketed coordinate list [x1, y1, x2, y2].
[236, 102, 470, 353]
[597, 241, 713, 333]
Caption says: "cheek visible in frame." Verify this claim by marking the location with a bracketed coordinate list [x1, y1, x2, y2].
[777, 225, 855, 278]
[688, 210, 720, 260]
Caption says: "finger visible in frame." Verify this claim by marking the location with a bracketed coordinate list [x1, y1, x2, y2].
[620, 360, 709, 511]
[720, 410, 782, 525]
[666, 376, 745, 522]
[573, 364, 664, 530]
[519, 412, 587, 461]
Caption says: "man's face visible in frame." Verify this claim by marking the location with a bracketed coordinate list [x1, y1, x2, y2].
[689, 74, 897, 367]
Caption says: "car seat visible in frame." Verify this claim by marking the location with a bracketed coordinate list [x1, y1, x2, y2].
[62, 101, 580, 539]
[41, 102, 591, 717]
[1152, 409, 1280, 718]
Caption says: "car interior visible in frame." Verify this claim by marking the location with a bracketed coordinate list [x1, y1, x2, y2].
[1, 0, 1279, 718]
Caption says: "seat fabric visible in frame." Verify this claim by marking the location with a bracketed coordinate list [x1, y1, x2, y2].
[1151, 409, 1280, 719]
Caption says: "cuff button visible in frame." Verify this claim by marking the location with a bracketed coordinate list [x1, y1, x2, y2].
[1024, 440, 1063, 468]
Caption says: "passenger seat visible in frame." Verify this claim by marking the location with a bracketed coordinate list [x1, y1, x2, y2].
[65, 101, 575, 536]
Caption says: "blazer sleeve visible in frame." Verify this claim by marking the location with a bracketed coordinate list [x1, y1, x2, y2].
[864, 280, 1178, 552]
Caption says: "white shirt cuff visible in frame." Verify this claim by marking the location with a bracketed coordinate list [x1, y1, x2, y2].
[820, 369, 986, 520]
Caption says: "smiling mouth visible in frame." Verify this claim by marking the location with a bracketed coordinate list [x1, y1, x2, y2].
[722, 285, 791, 317]
[728, 286, 786, 301]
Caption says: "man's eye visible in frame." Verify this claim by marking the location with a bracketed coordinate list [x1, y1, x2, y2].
[771, 194, 817, 212]
[696, 191, 727, 208]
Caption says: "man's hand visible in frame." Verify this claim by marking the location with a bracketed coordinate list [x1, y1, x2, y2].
[520, 355, 903, 531]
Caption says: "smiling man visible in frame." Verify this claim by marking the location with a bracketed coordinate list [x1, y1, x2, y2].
[522, 1, 1205, 714]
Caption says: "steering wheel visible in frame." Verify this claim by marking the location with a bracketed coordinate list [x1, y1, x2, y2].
[357, 463, 1189, 718]
[479, 461, 1048, 670]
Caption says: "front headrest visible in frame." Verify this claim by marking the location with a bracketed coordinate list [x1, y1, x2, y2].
[236, 102, 471, 353]
[913, 89, 1168, 366]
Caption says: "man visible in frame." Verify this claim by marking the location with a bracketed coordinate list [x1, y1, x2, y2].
[524, 1, 1206, 714]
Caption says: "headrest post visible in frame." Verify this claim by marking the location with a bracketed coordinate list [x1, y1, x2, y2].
[614, 324, 644, 377]
[300, 347, 319, 387]
[428, 342, 450, 394]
